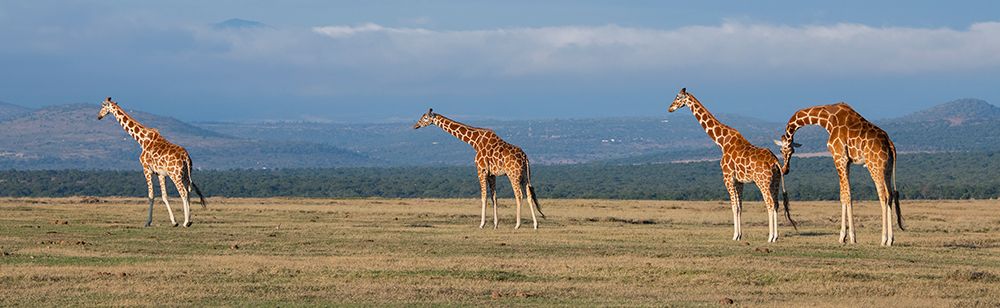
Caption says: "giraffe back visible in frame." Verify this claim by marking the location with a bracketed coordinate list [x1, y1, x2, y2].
[819, 103, 894, 165]
[475, 130, 529, 177]
[140, 133, 192, 176]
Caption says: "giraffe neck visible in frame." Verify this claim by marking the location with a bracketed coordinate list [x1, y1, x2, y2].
[108, 105, 152, 147]
[686, 95, 734, 148]
[433, 115, 487, 148]
[782, 106, 836, 141]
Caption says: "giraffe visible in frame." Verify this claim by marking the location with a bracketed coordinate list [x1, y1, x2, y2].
[97, 97, 206, 227]
[413, 108, 546, 229]
[668, 88, 796, 242]
[774, 102, 904, 246]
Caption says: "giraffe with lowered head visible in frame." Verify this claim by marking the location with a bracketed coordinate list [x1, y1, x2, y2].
[775, 102, 903, 246]
[668, 88, 796, 242]
[413, 108, 545, 229]
[98, 97, 206, 227]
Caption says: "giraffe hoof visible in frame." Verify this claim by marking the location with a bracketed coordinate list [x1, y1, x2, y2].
[184, 221, 192, 227]
[172, 223, 179, 227]
[143, 223, 152, 228]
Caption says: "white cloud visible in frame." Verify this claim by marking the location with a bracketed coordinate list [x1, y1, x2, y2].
[301, 21, 1000, 76]
[5, 16, 1000, 102]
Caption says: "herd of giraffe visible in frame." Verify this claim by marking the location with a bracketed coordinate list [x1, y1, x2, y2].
[96, 88, 904, 246]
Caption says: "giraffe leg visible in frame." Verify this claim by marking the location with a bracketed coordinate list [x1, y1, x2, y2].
[724, 177, 742, 241]
[144, 169, 154, 227]
[478, 170, 488, 229]
[766, 209, 774, 243]
[489, 176, 498, 230]
[735, 182, 744, 241]
[884, 168, 894, 246]
[171, 176, 192, 227]
[511, 179, 524, 230]
[869, 166, 892, 246]
[846, 200, 856, 244]
[835, 159, 853, 244]
[758, 180, 778, 243]
[884, 177, 894, 247]
[772, 174, 783, 243]
[840, 203, 848, 243]
[773, 208, 779, 242]
[526, 183, 539, 230]
[158, 175, 178, 227]
[885, 161, 896, 246]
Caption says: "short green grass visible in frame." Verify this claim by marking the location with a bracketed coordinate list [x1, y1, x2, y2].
[0, 197, 998, 306]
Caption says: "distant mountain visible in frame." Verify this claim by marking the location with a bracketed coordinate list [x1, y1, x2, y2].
[0, 98, 996, 169]
[0, 103, 373, 170]
[879, 99, 1000, 153]
[213, 18, 270, 30]
[199, 113, 784, 166]
[528, 98, 1000, 165]
[892, 98, 1000, 126]
[0, 101, 32, 121]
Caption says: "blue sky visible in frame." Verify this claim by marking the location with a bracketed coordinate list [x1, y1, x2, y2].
[1, 1, 999, 122]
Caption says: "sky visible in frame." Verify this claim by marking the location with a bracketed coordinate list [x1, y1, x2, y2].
[1, 1, 999, 123]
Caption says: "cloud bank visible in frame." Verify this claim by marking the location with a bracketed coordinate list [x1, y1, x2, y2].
[3, 15, 1000, 120]
[306, 21, 1000, 76]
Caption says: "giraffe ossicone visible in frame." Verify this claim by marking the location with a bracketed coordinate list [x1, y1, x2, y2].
[414, 108, 545, 229]
[668, 88, 797, 243]
[98, 97, 207, 227]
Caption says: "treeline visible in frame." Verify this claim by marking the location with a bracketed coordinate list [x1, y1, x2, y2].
[0, 152, 997, 201]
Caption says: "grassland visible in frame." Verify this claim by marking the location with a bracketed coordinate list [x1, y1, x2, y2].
[1, 197, 998, 306]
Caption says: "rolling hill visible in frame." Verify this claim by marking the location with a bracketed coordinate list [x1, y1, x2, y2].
[0, 98, 995, 169]
[198, 113, 782, 166]
[0, 103, 374, 170]
[0, 101, 32, 121]
[200, 98, 1000, 166]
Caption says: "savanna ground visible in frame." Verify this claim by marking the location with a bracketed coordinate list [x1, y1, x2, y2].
[1, 197, 998, 307]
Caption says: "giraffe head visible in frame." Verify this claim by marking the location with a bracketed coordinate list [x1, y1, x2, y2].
[667, 88, 692, 113]
[97, 97, 116, 120]
[413, 108, 436, 129]
[773, 136, 802, 175]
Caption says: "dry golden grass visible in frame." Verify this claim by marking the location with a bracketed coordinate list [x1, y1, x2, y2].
[1, 197, 999, 306]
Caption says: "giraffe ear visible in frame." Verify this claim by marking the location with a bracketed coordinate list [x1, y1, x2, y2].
[680, 87, 686, 94]
[773, 139, 783, 147]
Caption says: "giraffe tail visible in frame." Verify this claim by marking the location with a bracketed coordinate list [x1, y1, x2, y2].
[778, 163, 798, 231]
[890, 141, 904, 231]
[527, 184, 545, 219]
[187, 158, 207, 209]
[191, 181, 207, 209]
[525, 163, 545, 219]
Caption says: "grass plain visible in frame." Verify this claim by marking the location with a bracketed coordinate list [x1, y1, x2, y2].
[1, 197, 998, 306]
